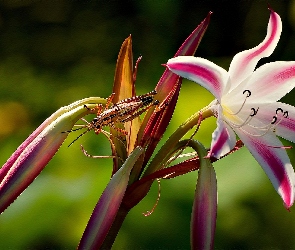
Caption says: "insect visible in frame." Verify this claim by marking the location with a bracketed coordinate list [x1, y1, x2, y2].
[67, 90, 159, 147]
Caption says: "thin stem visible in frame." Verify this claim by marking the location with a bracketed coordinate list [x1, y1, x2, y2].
[144, 105, 214, 176]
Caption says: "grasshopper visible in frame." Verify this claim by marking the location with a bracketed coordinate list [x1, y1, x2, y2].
[67, 90, 159, 147]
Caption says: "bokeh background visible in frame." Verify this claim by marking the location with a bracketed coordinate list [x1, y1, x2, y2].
[1, 0, 295, 249]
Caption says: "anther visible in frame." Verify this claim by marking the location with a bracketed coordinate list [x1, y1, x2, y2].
[271, 116, 277, 124]
[243, 89, 251, 97]
[276, 108, 288, 118]
[283, 111, 288, 118]
[271, 108, 288, 125]
[276, 108, 283, 114]
[250, 107, 259, 117]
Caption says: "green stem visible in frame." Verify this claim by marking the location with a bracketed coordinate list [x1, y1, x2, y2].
[144, 105, 214, 176]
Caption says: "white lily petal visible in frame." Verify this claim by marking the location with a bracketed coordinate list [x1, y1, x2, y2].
[242, 61, 295, 103]
[228, 9, 281, 89]
[235, 128, 295, 208]
[167, 56, 228, 101]
[209, 107, 236, 158]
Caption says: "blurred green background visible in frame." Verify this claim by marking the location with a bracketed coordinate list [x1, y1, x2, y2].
[1, 0, 295, 249]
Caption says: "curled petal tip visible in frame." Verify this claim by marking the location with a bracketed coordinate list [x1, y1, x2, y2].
[284, 199, 293, 211]
[267, 4, 273, 11]
[161, 63, 167, 68]
[284, 205, 291, 212]
[204, 151, 213, 159]
[284, 191, 295, 210]
[205, 151, 218, 163]
[203, 11, 212, 20]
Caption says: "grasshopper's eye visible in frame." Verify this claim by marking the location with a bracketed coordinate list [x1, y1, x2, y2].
[141, 96, 154, 106]
[103, 117, 111, 121]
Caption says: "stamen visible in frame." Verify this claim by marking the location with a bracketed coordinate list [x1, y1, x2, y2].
[239, 127, 275, 137]
[237, 104, 290, 138]
[226, 106, 259, 129]
[227, 90, 251, 116]
[224, 89, 290, 138]
[244, 106, 290, 137]
[271, 108, 288, 125]
[239, 114, 279, 136]
[228, 104, 292, 137]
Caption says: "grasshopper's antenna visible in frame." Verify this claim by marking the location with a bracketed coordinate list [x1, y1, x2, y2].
[68, 129, 89, 147]
[64, 117, 92, 147]
[62, 126, 85, 134]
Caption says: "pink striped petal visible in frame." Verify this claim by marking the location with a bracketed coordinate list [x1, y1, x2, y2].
[235, 128, 295, 208]
[241, 61, 295, 103]
[167, 56, 228, 101]
[253, 102, 295, 143]
[209, 108, 236, 158]
[228, 9, 281, 89]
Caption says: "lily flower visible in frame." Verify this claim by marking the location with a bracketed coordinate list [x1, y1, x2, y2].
[167, 8, 295, 208]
